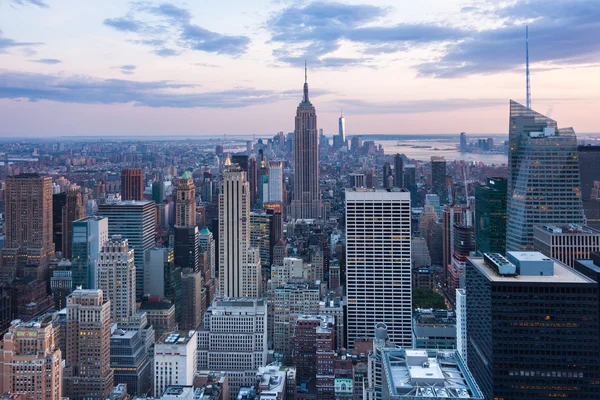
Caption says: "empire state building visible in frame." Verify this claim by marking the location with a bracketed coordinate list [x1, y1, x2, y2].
[292, 65, 322, 219]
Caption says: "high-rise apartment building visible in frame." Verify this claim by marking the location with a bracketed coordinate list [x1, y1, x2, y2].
[0, 316, 62, 400]
[62, 185, 85, 259]
[394, 154, 404, 188]
[219, 158, 261, 298]
[63, 289, 114, 400]
[197, 298, 268, 398]
[154, 331, 198, 397]
[431, 156, 447, 205]
[475, 177, 507, 255]
[268, 161, 283, 203]
[97, 235, 136, 320]
[533, 224, 600, 268]
[506, 101, 585, 251]
[466, 252, 600, 399]
[292, 67, 321, 220]
[1, 173, 54, 284]
[175, 171, 196, 227]
[98, 200, 156, 298]
[121, 168, 144, 201]
[345, 189, 412, 348]
[180, 269, 204, 330]
[578, 145, 600, 229]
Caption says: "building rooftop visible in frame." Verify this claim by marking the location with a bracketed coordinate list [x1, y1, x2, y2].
[160, 386, 202, 399]
[382, 349, 483, 399]
[535, 224, 600, 235]
[157, 331, 195, 346]
[468, 255, 593, 284]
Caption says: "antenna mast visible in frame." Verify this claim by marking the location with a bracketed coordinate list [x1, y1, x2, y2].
[526, 26, 531, 109]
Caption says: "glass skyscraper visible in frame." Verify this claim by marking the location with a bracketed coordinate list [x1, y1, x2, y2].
[506, 100, 585, 251]
[475, 177, 507, 255]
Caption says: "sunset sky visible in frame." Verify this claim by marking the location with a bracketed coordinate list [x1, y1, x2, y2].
[1, 0, 599, 137]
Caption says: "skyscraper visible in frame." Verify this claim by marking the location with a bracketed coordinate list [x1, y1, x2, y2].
[179, 269, 203, 330]
[459, 132, 467, 152]
[292, 65, 321, 220]
[97, 235, 136, 321]
[394, 154, 403, 188]
[268, 161, 283, 203]
[382, 162, 392, 189]
[121, 168, 144, 201]
[578, 145, 600, 229]
[475, 177, 507, 255]
[62, 185, 85, 259]
[1, 173, 54, 284]
[98, 200, 156, 298]
[199, 227, 216, 280]
[506, 100, 585, 251]
[338, 110, 346, 144]
[431, 156, 447, 205]
[345, 188, 412, 348]
[0, 316, 62, 400]
[64, 289, 114, 400]
[174, 225, 199, 272]
[71, 216, 109, 289]
[466, 253, 600, 399]
[219, 156, 262, 298]
[175, 171, 196, 227]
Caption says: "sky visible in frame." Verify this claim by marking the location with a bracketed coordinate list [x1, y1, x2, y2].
[1, 0, 600, 137]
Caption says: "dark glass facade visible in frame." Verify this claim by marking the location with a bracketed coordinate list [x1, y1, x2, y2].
[431, 156, 447, 204]
[173, 225, 199, 273]
[578, 145, 600, 230]
[475, 177, 507, 255]
[466, 257, 600, 399]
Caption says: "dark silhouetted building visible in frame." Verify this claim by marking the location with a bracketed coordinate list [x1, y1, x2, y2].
[475, 177, 507, 255]
[431, 156, 447, 205]
[174, 226, 199, 273]
[52, 192, 67, 254]
[62, 186, 85, 259]
[394, 154, 404, 188]
[180, 269, 203, 330]
[578, 145, 600, 229]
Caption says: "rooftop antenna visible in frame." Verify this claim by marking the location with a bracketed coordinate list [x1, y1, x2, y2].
[304, 60, 307, 83]
[526, 25, 531, 109]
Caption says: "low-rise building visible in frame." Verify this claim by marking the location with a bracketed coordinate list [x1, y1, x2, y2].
[154, 331, 198, 397]
[412, 309, 456, 350]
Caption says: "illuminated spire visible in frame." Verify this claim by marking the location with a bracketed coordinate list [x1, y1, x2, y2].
[224, 153, 231, 167]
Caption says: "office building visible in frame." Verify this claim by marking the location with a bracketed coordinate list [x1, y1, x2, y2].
[412, 309, 456, 350]
[98, 200, 156, 298]
[378, 348, 483, 399]
[176, 171, 196, 227]
[154, 331, 198, 397]
[268, 161, 283, 203]
[0, 284, 11, 338]
[121, 168, 144, 201]
[250, 211, 272, 272]
[382, 162, 392, 189]
[199, 227, 216, 280]
[63, 289, 114, 400]
[197, 298, 268, 399]
[448, 223, 474, 299]
[0, 316, 62, 400]
[533, 224, 600, 268]
[455, 289, 467, 363]
[292, 66, 322, 220]
[474, 177, 507, 255]
[62, 185, 85, 259]
[139, 299, 178, 338]
[394, 154, 404, 188]
[431, 156, 447, 205]
[52, 192, 67, 254]
[460, 132, 467, 152]
[110, 327, 152, 397]
[50, 258, 73, 310]
[1, 173, 54, 284]
[180, 269, 204, 330]
[273, 282, 320, 360]
[144, 247, 181, 306]
[219, 158, 261, 298]
[466, 252, 600, 399]
[71, 216, 109, 289]
[578, 145, 600, 229]
[97, 235, 136, 320]
[152, 180, 166, 204]
[272, 240, 287, 267]
[345, 189, 412, 348]
[338, 111, 346, 144]
[442, 205, 463, 288]
[506, 101, 585, 251]
[174, 225, 199, 272]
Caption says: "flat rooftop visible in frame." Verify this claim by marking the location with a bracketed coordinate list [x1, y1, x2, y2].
[157, 331, 195, 346]
[383, 349, 483, 399]
[468, 256, 593, 284]
[535, 224, 600, 235]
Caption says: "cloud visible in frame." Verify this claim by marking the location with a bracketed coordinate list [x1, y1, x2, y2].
[268, 1, 468, 67]
[0, 30, 43, 53]
[332, 98, 505, 115]
[29, 58, 61, 64]
[416, 0, 600, 77]
[12, 0, 49, 8]
[104, 2, 250, 57]
[103, 17, 144, 33]
[0, 70, 320, 108]
[115, 65, 137, 75]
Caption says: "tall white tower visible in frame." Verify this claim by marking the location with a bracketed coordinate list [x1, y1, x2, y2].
[345, 188, 412, 348]
[338, 110, 346, 143]
[97, 235, 136, 321]
[219, 155, 262, 298]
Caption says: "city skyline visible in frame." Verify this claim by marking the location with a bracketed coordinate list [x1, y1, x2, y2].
[1, 0, 600, 136]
